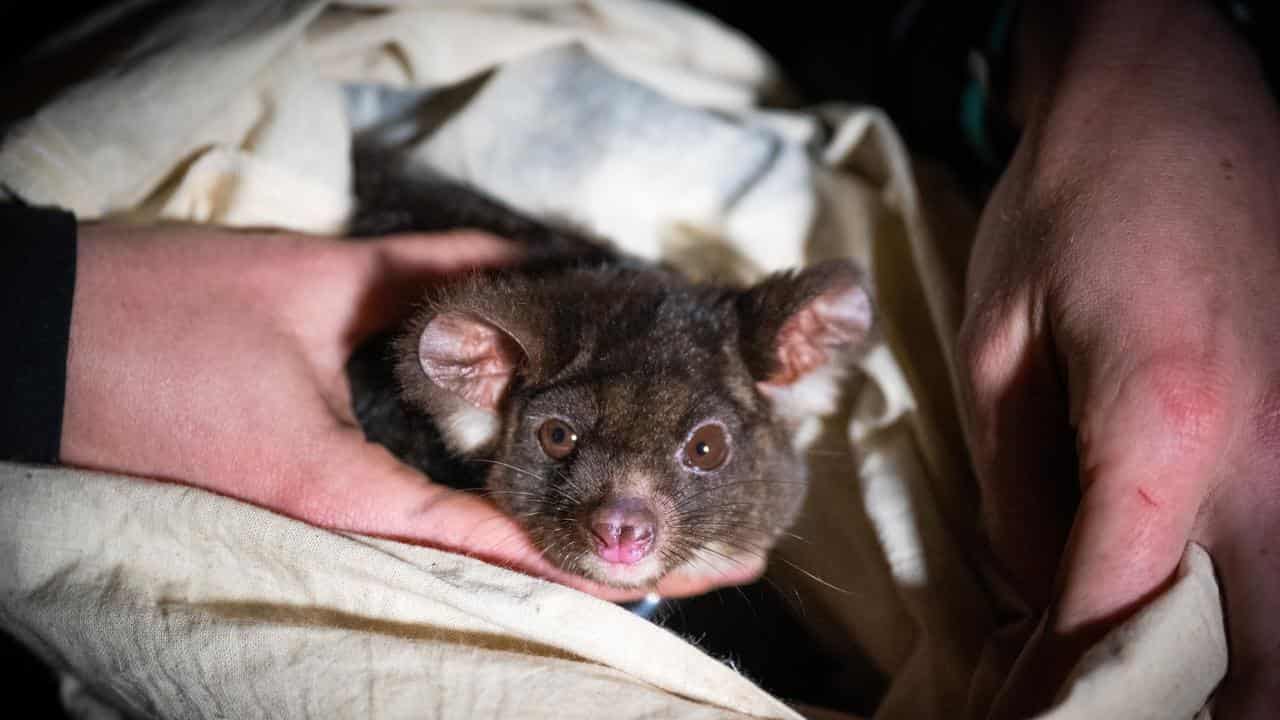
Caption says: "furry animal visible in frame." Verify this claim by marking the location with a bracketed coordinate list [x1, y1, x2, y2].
[347, 144, 873, 589]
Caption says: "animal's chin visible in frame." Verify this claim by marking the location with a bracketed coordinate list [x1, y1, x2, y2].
[569, 545, 770, 589]
[575, 552, 669, 589]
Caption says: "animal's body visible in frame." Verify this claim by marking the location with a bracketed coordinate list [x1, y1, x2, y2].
[346, 144, 873, 589]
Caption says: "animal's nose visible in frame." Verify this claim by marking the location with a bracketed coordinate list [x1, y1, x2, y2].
[589, 498, 657, 565]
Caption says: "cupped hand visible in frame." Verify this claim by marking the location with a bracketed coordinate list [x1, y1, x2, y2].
[959, 1, 1280, 716]
[61, 222, 750, 602]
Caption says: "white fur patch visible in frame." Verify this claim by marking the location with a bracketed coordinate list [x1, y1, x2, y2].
[759, 360, 847, 447]
[762, 358, 844, 415]
[441, 404, 500, 454]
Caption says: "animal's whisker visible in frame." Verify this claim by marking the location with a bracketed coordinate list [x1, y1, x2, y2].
[670, 478, 807, 512]
[773, 557, 858, 596]
[467, 458, 545, 481]
[679, 536, 769, 561]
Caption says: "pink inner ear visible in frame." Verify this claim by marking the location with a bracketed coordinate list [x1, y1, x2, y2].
[767, 285, 871, 386]
[418, 313, 521, 410]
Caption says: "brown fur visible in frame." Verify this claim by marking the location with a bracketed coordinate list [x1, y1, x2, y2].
[385, 262, 870, 587]
[346, 145, 874, 587]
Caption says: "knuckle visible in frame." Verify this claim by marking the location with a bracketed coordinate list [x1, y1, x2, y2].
[1081, 355, 1232, 501]
[1133, 358, 1230, 456]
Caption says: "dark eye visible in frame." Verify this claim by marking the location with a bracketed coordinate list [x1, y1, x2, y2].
[537, 419, 578, 460]
[682, 423, 729, 471]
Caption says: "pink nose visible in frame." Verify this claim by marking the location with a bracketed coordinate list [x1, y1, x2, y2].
[589, 499, 657, 565]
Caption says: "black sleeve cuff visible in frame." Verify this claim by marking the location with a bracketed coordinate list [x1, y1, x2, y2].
[0, 198, 77, 464]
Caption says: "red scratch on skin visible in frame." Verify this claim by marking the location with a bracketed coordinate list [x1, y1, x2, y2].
[1137, 487, 1159, 508]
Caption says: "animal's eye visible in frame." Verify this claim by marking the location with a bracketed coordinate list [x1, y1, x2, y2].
[683, 423, 729, 471]
[537, 419, 578, 460]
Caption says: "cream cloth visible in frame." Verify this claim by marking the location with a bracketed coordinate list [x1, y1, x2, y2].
[0, 1, 1227, 718]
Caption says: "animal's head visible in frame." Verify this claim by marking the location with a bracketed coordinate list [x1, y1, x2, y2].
[395, 259, 873, 587]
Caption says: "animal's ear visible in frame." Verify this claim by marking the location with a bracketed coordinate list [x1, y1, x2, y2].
[395, 310, 527, 454]
[738, 259, 873, 419]
[417, 313, 523, 410]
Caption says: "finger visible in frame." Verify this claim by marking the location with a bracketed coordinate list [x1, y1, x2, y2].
[369, 229, 524, 274]
[959, 289, 1077, 612]
[313, 230, 524, 417]
[990, 359, 1227, 717]
[328, 230, 524, 358]
[654, 555, 766, 599]
[347, 230, 523, 340]
[1062, 359, 1226, 626]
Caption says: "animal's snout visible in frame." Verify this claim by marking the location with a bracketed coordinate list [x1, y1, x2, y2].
[588, 497, 657, 565]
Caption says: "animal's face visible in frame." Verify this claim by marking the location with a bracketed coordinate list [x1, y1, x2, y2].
[395, 260, 872, 588]
[486, 359, 808, 587]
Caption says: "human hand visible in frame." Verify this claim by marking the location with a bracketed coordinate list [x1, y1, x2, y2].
[60, 222, 756, 601]
[959, 1, 1280, 716]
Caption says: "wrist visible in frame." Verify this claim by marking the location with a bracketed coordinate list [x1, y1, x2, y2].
[1012, 0, 1279, 194]
[1009, 0, 1267, 130]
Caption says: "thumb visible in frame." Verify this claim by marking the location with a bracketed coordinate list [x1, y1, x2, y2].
[989, 359, 1224, 717]
[368, 229, 523, 276]
[343, 230, 523, 346]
